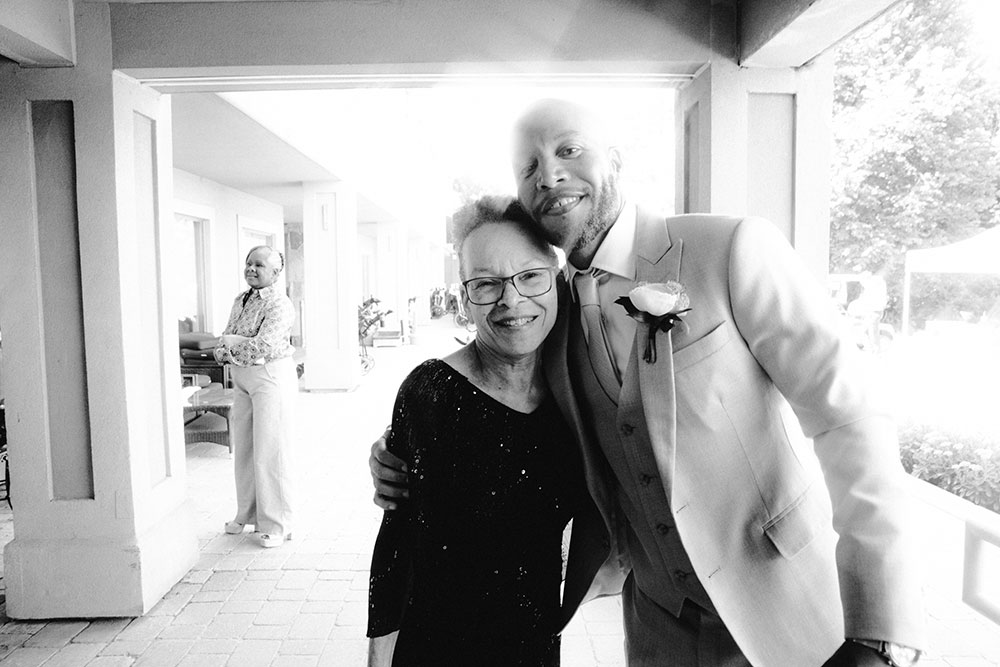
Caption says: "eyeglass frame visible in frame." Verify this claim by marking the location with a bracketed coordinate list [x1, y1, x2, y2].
[461, 266, 560, 305]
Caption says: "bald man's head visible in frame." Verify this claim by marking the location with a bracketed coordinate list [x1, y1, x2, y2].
[510, 99, 623, 268]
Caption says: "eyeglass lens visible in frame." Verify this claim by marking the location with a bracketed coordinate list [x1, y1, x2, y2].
[465, 268, 553, 305]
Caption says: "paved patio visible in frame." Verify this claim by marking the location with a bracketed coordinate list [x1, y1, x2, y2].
[0, 317, 996, 666]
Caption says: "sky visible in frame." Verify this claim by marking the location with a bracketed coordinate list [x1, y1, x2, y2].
[221, 86, 675, 239]
[966, 0, 1000, 65]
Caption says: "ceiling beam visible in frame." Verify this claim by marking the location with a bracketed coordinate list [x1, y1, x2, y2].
[0, 0, 75, 66]
[740, 0, 901, 68]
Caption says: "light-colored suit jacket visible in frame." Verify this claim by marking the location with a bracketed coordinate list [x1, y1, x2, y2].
[551, 212, 925, 666]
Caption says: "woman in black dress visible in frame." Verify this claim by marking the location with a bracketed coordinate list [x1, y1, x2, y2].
[367, 196, 582, 666]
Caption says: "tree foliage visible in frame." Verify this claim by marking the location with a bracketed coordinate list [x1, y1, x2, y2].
[831, 0, 1000, 327]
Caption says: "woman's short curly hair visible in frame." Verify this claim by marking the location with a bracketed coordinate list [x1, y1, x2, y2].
[450, 195, 557, 280]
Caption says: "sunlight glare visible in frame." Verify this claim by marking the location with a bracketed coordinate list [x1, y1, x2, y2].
[220, 86, 674, 241]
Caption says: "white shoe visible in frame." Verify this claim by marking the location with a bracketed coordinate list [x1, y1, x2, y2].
[258, 532, 292, 548]
[224, 521, 247, 534]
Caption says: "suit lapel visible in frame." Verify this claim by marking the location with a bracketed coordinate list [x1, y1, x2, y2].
[632, 209, 682, 499]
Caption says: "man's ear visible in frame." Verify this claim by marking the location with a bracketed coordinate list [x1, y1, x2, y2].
[609, 146, 623, 175]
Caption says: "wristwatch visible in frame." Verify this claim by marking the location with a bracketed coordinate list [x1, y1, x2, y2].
[849, 638, 921, 667]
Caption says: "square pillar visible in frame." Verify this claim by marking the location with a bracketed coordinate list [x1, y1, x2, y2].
[0, 3, 197, 619]
[676, 55, 834, 280]
[301, 182, 361, 391]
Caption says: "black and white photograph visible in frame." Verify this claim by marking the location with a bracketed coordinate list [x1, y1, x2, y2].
[0, 0, 998, 665]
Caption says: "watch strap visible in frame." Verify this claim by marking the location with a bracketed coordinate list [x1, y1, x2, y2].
[848, 638, 920, 667]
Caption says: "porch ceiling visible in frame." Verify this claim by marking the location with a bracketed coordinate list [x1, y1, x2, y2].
[171, 92, 397, 225]
[6, 1, 901, 73]
[739, 0, 902, 67]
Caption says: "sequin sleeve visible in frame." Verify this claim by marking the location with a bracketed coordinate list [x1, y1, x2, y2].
[366, 361, 441, 637]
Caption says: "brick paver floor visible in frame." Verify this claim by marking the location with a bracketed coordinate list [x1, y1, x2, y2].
[0, 318, 996, 665]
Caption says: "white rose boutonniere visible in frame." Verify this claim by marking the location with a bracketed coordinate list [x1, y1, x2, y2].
[615, 281, 691, 363]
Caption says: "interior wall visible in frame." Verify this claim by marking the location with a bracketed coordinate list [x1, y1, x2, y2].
[284, 222, 304, 346]
[173, 168, 285, 334]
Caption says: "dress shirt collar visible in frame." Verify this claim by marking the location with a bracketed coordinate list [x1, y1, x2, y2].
[250, 284, 280, 300]
[242, 283, 280, 308]
[566, 202, 637, 294]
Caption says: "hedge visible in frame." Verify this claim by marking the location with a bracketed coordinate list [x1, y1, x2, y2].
[898, 423, 1000, 514]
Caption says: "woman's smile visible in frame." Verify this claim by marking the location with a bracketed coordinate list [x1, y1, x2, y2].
[491, 313, 539, 329]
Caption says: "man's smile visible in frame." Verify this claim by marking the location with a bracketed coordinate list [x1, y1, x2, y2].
[540, 193, 585, 216]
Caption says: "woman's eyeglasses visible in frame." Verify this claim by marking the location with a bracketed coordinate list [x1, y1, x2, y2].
[462, 267, 558, 305]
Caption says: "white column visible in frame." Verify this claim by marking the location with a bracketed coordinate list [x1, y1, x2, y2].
[302, 182, 361, 391]
[374, 222, 408, 334]
[394, 230, 410, 339]
[0, 3, 197, 618]
[407, 236, 436, 327]
[676, 55, 834, 281]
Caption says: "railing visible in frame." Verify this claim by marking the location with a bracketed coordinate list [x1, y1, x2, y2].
[907, 476, 1000, 625]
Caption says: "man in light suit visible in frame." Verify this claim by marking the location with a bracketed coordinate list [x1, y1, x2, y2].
[372, 99, 925, 666]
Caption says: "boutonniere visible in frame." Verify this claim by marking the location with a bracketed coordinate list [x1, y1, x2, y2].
[615, 282, 691, 363]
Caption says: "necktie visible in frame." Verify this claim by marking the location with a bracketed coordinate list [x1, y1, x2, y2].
[574, 270, 622, 402]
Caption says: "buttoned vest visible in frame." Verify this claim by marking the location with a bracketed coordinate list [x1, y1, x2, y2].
[567, 302, 713, 616]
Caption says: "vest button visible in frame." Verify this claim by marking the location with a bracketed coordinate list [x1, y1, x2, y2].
[674, 569, 690, 581]
[620, 423, 635, 436]
[639, 474, 654, 486]
[656, 523, 671, 535]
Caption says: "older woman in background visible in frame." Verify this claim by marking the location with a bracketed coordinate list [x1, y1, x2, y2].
[214, 245, 296, 548]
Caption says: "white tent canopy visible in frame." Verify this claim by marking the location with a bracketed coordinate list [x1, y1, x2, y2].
[905, 225, 1000, 274]
[902, 225, 1000, 333]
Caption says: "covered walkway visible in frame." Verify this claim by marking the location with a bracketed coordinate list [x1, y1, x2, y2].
[0, 320, 996, 666]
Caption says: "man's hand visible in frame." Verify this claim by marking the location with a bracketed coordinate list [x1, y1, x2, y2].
[370, 428, 409, 510]
[822, 641, 890, 667]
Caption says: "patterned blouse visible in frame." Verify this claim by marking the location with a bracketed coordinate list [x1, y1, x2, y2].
[214, 284, 295, 366]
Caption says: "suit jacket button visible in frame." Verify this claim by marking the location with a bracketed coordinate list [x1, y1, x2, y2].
[674, 569, 689, 581]
[656, 523, 671, 535]
[620, 423, 635, 436]
[640, 474, 654, 486]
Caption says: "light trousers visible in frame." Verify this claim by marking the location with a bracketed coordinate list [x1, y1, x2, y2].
[229, 357, 296, 537]
[623, 573, 750, 667]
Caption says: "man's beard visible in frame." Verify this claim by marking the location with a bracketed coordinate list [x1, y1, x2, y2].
[570, 174, 620, 255]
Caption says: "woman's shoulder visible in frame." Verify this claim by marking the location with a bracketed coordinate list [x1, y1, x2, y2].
[393, 359, 469, 425]
[398, 358, 459, 395]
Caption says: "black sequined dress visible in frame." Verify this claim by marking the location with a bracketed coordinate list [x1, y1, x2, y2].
[367, 359, 580, 666]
